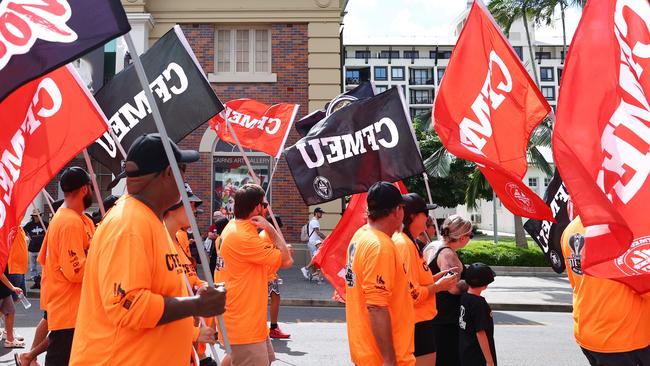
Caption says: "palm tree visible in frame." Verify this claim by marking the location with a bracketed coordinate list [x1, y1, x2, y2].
[536, 0, 586, 65]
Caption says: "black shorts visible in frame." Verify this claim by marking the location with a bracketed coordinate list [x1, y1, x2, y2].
[414, 319, 437, 356]
[43, 311, 47, 320]
[433, 323, 460, 366]
[581, 344, 650, 366]
[45, 328, 75, 366]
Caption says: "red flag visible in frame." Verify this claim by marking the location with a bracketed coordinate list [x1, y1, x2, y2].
[433, 0, 552, 221]
[552, 0, 650, 291]
[0, 64, 108, 271]
[312, 182, 408, 301]
[209, 99, 299, 158]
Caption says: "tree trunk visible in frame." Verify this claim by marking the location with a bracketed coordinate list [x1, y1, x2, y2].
[560, 0, 567, 65]
[514, 215, 528, 249]
[522, 5, 540, 86]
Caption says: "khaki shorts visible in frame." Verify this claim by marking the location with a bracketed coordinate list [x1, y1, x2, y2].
[231, 338, 275, 366]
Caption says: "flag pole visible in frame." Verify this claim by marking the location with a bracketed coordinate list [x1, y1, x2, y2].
[421, 172, 441, 241]
[83, 149, 106, 216]
[182, 274, 221, 366]
[122, 32, 231, 354]
[264, 157, 281, 200]
[41, 189, 55, 216]
[492, 191, 498, 244]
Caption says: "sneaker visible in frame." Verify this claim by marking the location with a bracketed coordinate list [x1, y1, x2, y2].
[300, 267, 310, 280]
[269, 327, 290, 339]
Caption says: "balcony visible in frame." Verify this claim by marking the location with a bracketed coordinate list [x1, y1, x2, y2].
[410, 95, 433, 105]
[409, 77, 435, 86]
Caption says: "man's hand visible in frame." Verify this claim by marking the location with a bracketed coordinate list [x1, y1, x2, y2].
[197, 325, 216, 344]
[12, 287, 23, 296]
[432, 267, 459, 292]
[250, 216, 274, 233]
[286, 244, 294, 255]
[207, 231, 217, 240]
[195, 285, 226, 317]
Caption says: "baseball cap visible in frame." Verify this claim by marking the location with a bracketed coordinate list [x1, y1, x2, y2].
[464, 263, 496, 288]
[367, 181, 404, 212]
[60, 167, 91, 193]
[314, 207, 324, 214]
[124, 133, 199, 177]
[31, 208, 42, 216]
[184, 182, 203, 208]
[402, 193, 437, 216]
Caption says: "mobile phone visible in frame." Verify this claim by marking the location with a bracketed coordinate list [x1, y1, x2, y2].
[445, 270, 456, 277]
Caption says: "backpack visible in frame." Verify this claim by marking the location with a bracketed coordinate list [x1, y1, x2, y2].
[300, 223, 310, 242]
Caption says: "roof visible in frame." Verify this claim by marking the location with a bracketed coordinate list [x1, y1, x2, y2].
[344, 35, 458, 47]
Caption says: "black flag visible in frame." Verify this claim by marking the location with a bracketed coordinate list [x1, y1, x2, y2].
[0, 0, 131, 102]
[87, 25, 224, 176]
[295, 82, 375, 137]
[524, 170, 571, 273]
[285, 87, 424, 205]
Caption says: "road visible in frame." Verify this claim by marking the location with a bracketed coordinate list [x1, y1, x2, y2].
[0, 301, 587, 365]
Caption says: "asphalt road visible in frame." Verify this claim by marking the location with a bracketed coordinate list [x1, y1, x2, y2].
[0, 301, 588, 365]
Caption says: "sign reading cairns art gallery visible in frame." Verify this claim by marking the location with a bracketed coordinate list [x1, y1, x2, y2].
[87, 25, 223, 176]
[285, 87, 424, 205]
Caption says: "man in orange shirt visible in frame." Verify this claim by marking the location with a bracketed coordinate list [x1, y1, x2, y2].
[38, 167, 95, 366]
[8, 227, 29, 299]
[69, 134, 226, 366]
[218, 183, 293, 365]
[562, 217, 650, 366]
[345, 181, 415, 366]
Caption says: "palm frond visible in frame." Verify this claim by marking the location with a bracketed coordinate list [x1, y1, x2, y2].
[465, 168, 491, 210]
[528, 145, 554, 176]
[424, 146, 452, 178]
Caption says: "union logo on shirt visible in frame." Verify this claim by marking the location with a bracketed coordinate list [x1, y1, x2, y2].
[568, 233, 584, 275]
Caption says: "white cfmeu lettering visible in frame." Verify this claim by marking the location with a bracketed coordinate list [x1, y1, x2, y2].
[597, 0, 650, 204]
[459, 51, 513, 156]
[222, 106, 282, 135]
[296, 117, 400, 169]
[0, 77, 58, 229]
[94, 62, 189, 158]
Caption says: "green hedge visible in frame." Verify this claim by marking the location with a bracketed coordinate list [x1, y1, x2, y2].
[457, 237, 548, 267]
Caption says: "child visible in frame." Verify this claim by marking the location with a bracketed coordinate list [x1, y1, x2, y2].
[459, 263, 497, 366]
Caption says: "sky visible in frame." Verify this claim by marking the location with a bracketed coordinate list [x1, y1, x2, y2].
[343, 0, 583, 45]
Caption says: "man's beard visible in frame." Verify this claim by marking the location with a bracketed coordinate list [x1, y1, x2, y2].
[83, 191, 93, 210]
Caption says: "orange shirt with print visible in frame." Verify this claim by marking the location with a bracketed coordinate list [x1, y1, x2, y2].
[8, 228, 28, 275]
[217, 220, 282, 345]
[393, 232, 437, 323]
[562, 217, 650, 353]
[346, 225, 415, 366]
[69, 195, 194, 366]
[175, 230, 205, 290]
[38, 207, 95, 330]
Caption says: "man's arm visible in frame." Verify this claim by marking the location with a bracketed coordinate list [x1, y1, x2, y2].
[59, 224, 88, 283]
[251, 216, 293, 268]
[476, 330, 495, 366]
[367, 305, 397, 366]
[316, 228, 326, 240]
[158, 286, 226, 325]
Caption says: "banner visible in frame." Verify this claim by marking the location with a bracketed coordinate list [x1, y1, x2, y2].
[0, 0, 130, 102]
[552, 0, 650, 291]
[285, 87, 424, 205]
[295, 82, 375, 137]
[87, 25, 224, 175]
[0, 64, 109, 271]
[524, 170, 571, 273]
[433, 0, 552, 220]
[209, 99, 299, 158]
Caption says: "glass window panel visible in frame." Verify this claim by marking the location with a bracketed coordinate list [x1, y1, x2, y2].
[236, 29, 249, 72]
[217, 30, 231, 72]
[255, 29, 269, 72]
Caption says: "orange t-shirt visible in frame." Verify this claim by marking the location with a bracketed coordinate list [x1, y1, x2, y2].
[261, 230, 278, 282]
[393, 232, 437, 323]
[38, 207, 95, 330]
[217, 219, 282, 345]
[69, 195, 193, 366]
[174, 230, 205, 290]
[8, 227, 28, 275]
[345, 225, 415, 366]
[562, 217, 650, 353]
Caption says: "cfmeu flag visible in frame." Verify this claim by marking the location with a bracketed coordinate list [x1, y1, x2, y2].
[0, 0, 131, 102]
[285, 87, 424, 205]
[210, 99, 299, 158]
[0, 64, 109, 272]
[553, 0, 650, 292]
[433, 0, 552, 220]
[87, 25, 224, 176]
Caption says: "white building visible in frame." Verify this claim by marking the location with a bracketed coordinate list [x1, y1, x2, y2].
[343, 8, 567, 233]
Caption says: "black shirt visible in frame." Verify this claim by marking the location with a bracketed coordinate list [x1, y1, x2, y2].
[459, 293, 497, 366]
[24, 220, 48, 253]
[429, 246, 465, 325]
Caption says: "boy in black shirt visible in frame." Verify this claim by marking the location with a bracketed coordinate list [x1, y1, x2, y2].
[459, 263, 497, 366]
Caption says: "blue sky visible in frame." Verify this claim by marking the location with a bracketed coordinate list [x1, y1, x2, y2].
[343, 0, 583, 44]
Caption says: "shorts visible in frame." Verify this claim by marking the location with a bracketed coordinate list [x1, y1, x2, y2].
[43, 310, 48, 320]
[414, 319, 437, 357]
[433, 323, 460, 366]
[268, 280, 280, 297]
[581, 344, 650, 366]
[307, 242, 321, 257]
[230, 338, 275, 366]
[7, 274, 25, 301]
[0, 295, 15, 315]
[45, 328, 75, 366]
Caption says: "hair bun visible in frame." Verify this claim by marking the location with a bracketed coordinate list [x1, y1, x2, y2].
[441, 227, 450, 236]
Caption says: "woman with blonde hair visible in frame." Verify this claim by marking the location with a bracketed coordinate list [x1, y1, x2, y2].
[423, 214, 474, 366]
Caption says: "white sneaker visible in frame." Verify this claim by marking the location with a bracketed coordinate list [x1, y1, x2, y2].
[300, 267, 310, 280]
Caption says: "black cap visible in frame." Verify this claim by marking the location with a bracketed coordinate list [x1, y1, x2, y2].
[465, 263, 496, 288]
[102, 195, 120, 212]
[367, 181, 404, 212]
[185, 182, 203, 208]
[314, 207, 324, 214]
[125, 133, 199, 177]
[60, 167, 91, 193]
[52, 198, 64, 213]
[402, 193, 437, 216]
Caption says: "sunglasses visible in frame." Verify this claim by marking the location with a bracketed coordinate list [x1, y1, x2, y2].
[261, 202, 269, 209]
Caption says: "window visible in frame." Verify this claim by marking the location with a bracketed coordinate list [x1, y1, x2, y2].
[379, 50, 400, 59]
[391, 67, 405, 81]
[541, 86, 555, 100]
[410, 89, 432, 104]
[528, 177, 539, 190]
[429, 50, 436, 59]
[536, 52, 552, 60]
[513, 46, 523, 61]
[404, 50, 419, 59]
[346, 69, 360, 85]
[540, 67, 554, 82]
[410, 69, 430, 85]
[374, 66, 388, 81]
[213, 27, 274, 82]
[557, 68, 563, 86]
[544, 177, 551, 187]
[375, 85, 388, 93]
[410, 108, 429, 120]
[355, 50, 371, 59]
[437, 67, 446, 84]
